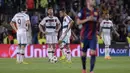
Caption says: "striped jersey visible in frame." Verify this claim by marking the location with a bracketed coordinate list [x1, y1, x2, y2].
[40, 16, 61, 33]
[100, 20, 113, 35]
[62, 15, 72, 36]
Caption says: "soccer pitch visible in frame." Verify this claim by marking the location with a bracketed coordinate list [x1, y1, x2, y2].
[0, 57, 130, 73]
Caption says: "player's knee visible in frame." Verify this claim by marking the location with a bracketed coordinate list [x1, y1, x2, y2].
[105, 45, 109, 48]
[48, 44, 51, 48]
[21, 44, 26, 49]
[90, 50, 96, 56]
[52, 44, 56, 49]
[66, 44, 70, 50]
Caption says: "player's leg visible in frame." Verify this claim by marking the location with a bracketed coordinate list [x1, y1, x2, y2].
[59, 41, 66, 60]
[104, 35, 111, 60]
[47, 44, 53, 61]
[52, 35, 58, 57]
[16, 45, 21, 63]
[16, 33, 21, 63]
[66, 44, 72, 63]
[65, 36, 71, 63]
[20, 44, 28, 64]
[89, 39, 97, 73]
[20, 32, 28, 64]
[59, 35, 68, 60]
[46, 35, 53, 61]
[81, 40, 88, 73]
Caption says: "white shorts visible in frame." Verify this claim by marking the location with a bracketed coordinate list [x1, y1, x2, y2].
[102, 35, 111, 46]
[59, 34, 71, 48]
[17, 32, 27, 44]
[46, 35, 58, 44]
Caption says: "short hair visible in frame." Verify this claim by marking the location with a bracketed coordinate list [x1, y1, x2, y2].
[47, 7, 53, 10]
[59, 8, 66, 12]
[20, 5, 27, 11]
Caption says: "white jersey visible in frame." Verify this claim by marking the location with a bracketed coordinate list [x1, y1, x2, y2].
[62, 15, 72, 36]
[11, 12, 30, 33]
[11, 12, 30, 44]
[40, 16, 61, 35]
[59, 15, 72, 44]
[100, 20, 113, 35]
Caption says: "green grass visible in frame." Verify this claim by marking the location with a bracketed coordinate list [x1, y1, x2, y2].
[0, 57, 130, 73]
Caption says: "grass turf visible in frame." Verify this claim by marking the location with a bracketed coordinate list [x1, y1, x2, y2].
[0, 57, 130, 73]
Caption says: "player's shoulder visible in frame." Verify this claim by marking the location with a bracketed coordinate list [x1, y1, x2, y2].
[101, 19, 106, 22]
[108, 20, 112, 22]
[53, 16, 59, 19]
[42, 16, 49, 20]
[65, 15, 72, 20]
[14, 12, 21, 16]
[23, 13, 29, 17]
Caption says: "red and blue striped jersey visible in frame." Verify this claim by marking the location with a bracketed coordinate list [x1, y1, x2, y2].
[77, 7, 99, 40]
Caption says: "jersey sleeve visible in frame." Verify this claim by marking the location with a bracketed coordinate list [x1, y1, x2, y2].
[111, 21, 114, 27]
[77, 9, 83, 19]
[11, 15, 16, 22]
[40, 18, 46, 26]
[66, 16, 72, 23]
[25, 14, 30, 21]
[100, 20, 104, 27]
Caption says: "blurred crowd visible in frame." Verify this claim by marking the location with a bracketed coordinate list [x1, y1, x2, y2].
[0, 0, 130, 44]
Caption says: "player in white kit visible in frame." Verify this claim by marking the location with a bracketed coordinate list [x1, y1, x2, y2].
[59, 8, 74, 63]
[39, 7, 61, 61]
[100, 13, 119, 60]
[10, 6, 30, 64]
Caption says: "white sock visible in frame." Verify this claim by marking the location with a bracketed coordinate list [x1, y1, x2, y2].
[16, 53, 20, 62]
[66, 50, 71, 61]
[47, 48, 53, 59]
[20, 54, 24, 62]
[20, 49, 24, 62]
[105, 46, 110, 57]
[61, 49, 66, 56]
[16, 48, 20, 62]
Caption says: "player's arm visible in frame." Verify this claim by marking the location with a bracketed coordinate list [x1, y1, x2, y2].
[10, 21, 17, 32]
[77, 18, 88, 25]
[65, 18, 74, 35]
[99, 20, 103, 36]
[56, 17, 61, 32]
[10, 15, 17, 32]
[112, 23, 119, 37]
[76, 12, 94, 25]
[25, 15, 31, 31]
[26, 20, 31, 31]
[39, 18, 46, 34]
[76, 10, 88, 25]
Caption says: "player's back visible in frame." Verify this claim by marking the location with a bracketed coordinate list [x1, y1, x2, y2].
[100, 20, 113, 35]
[12, 12, 29, 32]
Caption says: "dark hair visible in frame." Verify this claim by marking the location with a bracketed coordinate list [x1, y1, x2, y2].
[59, 8, 66, 12]
[20, 5, 27, 11]
[47, 7, 53, 10]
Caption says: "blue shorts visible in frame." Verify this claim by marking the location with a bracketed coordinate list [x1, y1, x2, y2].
[81, 38, 97, 52]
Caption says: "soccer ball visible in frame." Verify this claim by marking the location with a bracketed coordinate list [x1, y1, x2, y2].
[50, 56, 58, 63]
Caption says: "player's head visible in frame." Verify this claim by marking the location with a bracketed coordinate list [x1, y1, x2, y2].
[20, 5, 27, 12]
[59, 8, 66, 17]
[86, 0, 96, 7]
[104, 13, 109, 20]
[47, 7, 53, 16]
